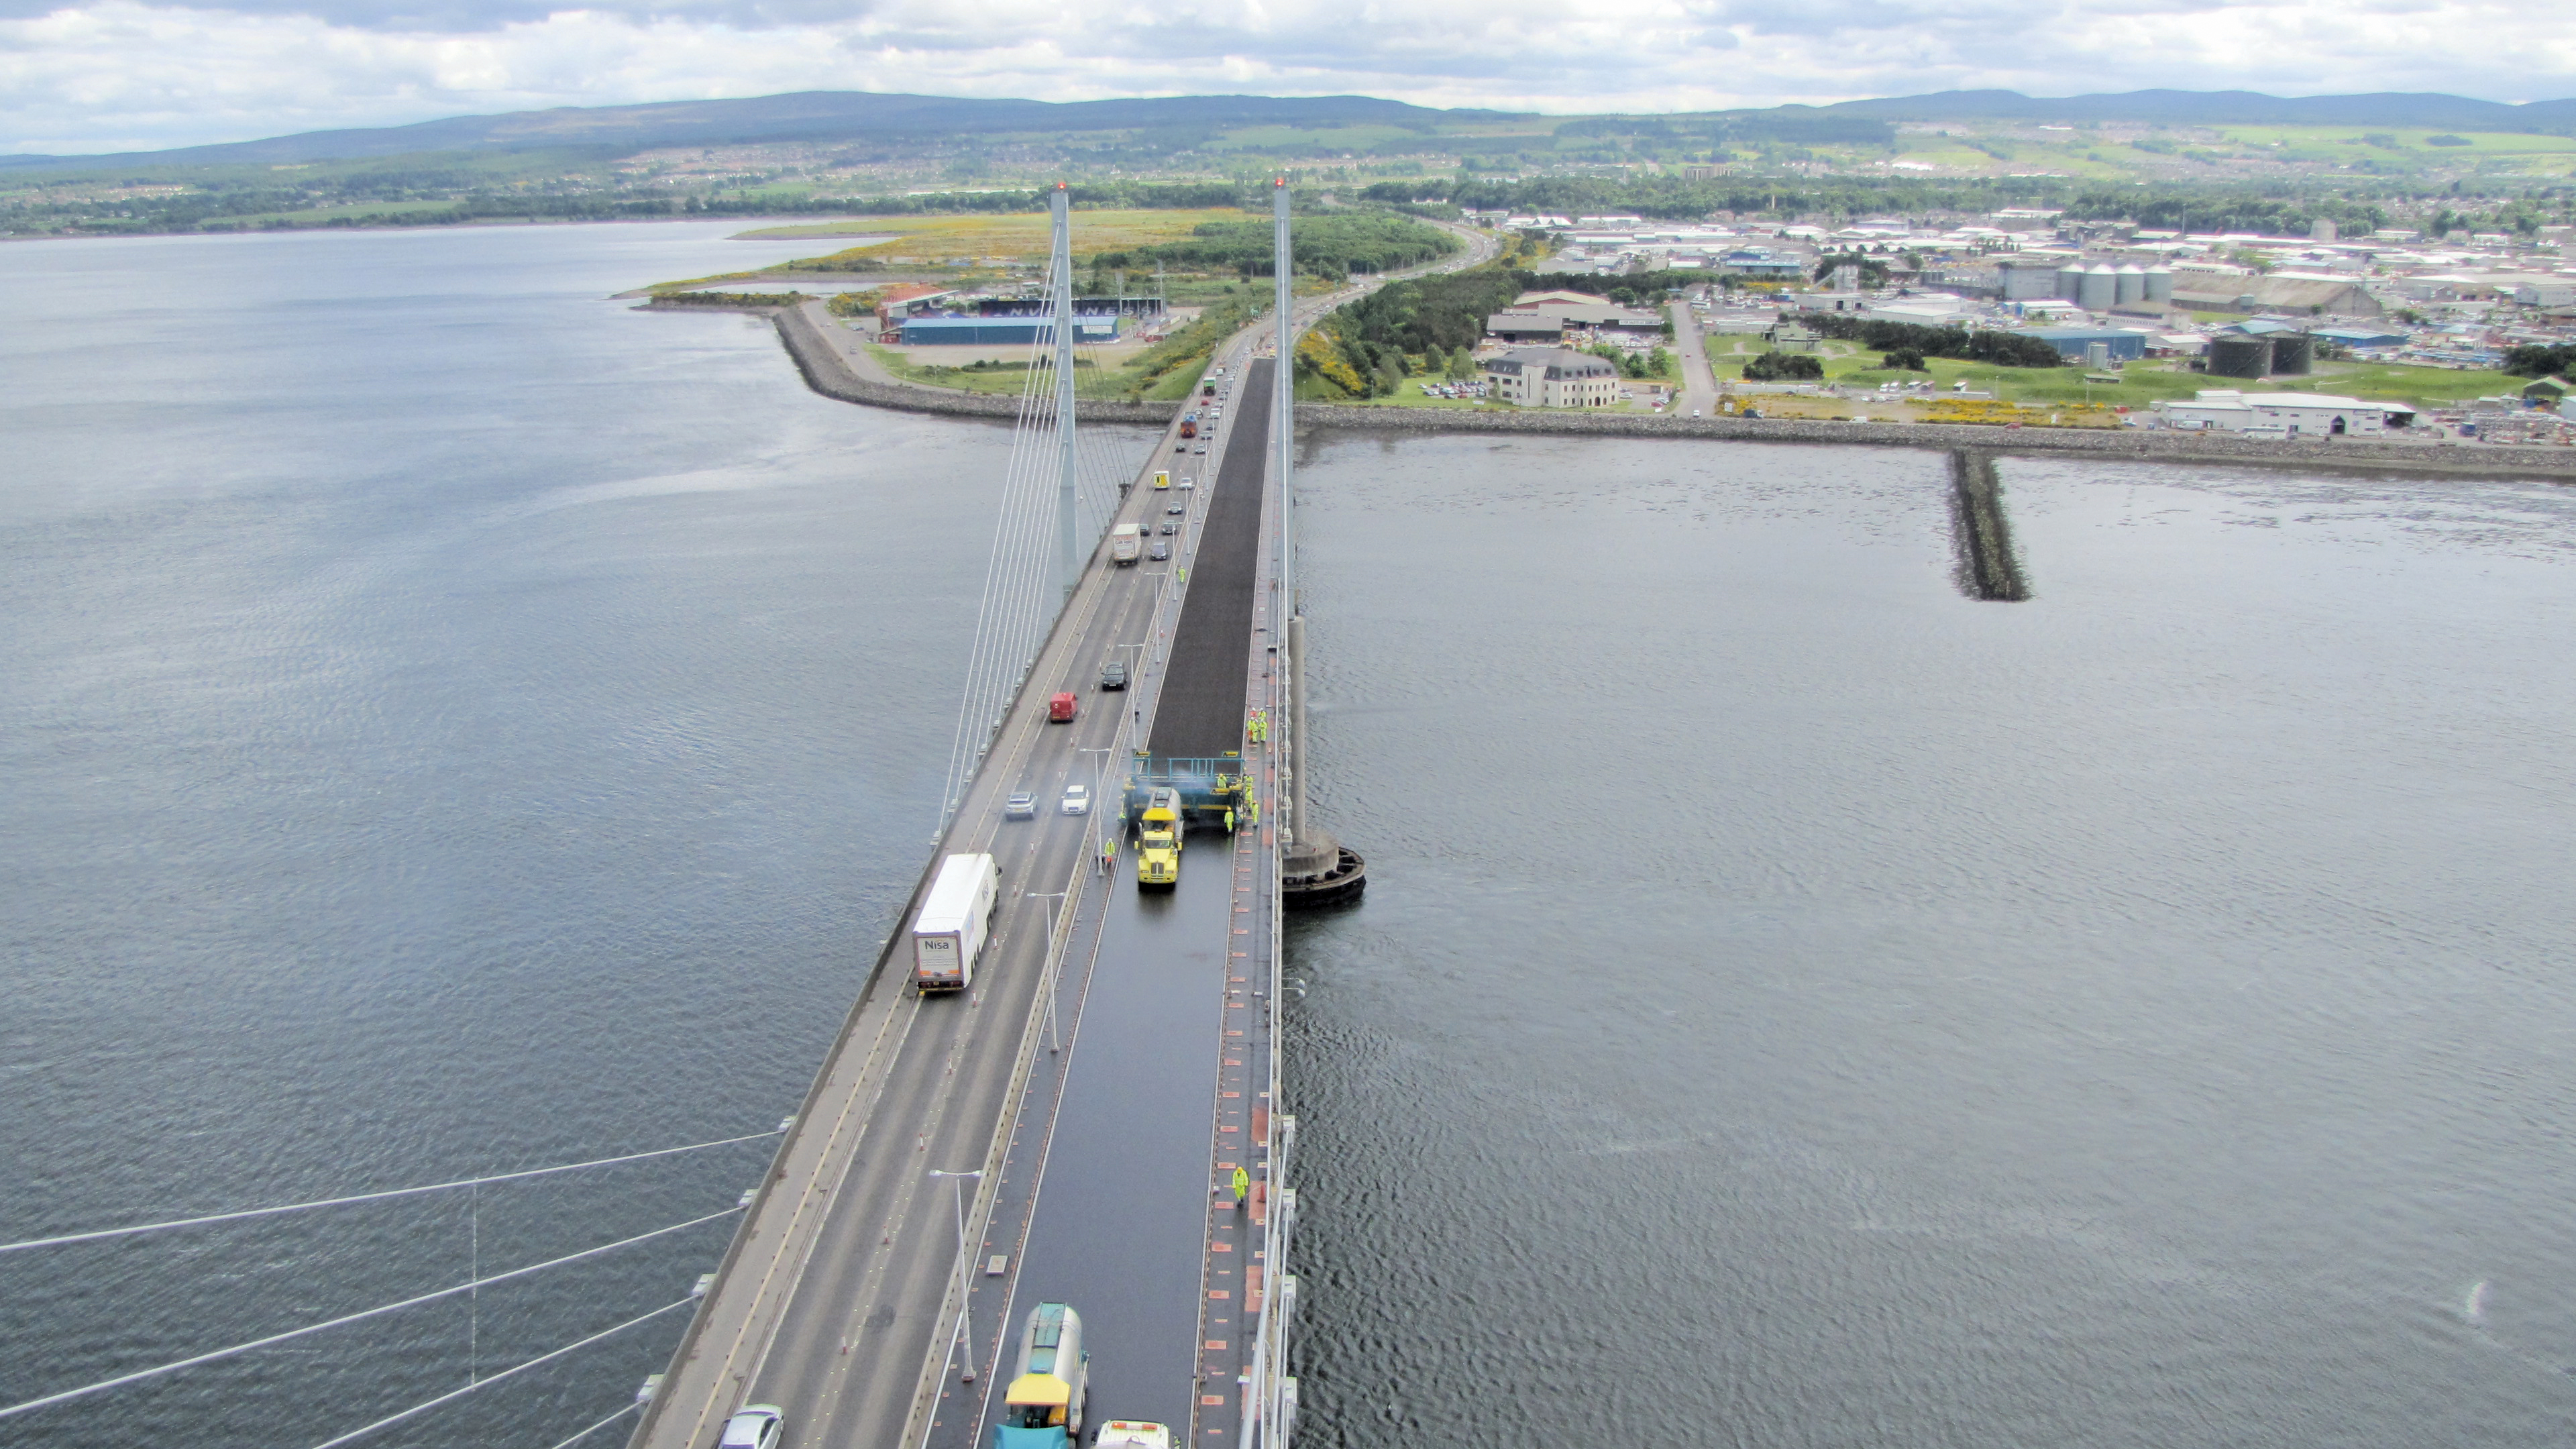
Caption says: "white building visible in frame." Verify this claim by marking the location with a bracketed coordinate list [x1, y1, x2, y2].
[1483, 347, 1623, 408]
[2153, 390, 2409, 437]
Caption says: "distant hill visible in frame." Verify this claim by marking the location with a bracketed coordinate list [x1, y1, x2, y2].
[10, 85, 2576, 173]
[1807, 88, 2576, 129]
[0, 91, 1527, 170]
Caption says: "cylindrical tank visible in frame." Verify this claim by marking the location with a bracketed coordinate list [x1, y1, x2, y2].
[2269, 333, 2315, 376]
[2208, 335, 2273, 378]
[2078, 263, 2117, 311]
[2114, 263, 2146, 305]
[2142, 264, 2174, 303]
[2056, 262, 2088, 302]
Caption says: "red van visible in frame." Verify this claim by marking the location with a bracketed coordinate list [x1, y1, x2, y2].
[1048, 692, 1078, 723]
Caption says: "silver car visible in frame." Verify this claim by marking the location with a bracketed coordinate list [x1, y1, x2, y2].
[1004, 792, 1038, 820]
[720, 1406, 784, 1449]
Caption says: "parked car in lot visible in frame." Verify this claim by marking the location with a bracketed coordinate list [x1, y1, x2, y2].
[1004, 792, 1037, 820]
[1098, 659, 1128, 690]
[1061, 784, 1090, 815]
[720, 1406, 784, 1449]
[1148, 542, 1171, 561]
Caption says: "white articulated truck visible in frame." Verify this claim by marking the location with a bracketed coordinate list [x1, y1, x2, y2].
[912, 853, 1000, 991]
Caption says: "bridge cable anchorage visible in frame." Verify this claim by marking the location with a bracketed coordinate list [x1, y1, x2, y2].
[300, 1296, 693, 1449]
[0, 1125, 784, 1257]
[0, 1206, 741, 1423]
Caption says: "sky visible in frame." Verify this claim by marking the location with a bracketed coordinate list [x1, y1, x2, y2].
[7, 0, 2576, 155]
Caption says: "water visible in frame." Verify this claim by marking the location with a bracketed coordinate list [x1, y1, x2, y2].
[10, 227, 2576, 1449]
[1282, 433, 2576, 1446]
[0, 223, 1155, 1446]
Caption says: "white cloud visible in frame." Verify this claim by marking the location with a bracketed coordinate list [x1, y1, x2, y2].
[4, 0, 2574, 154]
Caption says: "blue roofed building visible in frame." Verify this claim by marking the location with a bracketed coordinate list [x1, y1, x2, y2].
[899, 315, 1120, 346]
[2015, 327, 2148, 362]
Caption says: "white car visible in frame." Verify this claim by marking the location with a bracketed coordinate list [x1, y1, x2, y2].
[1096, 1423, 1172, 1449]
[1061, 784, 1091, 816]
[1178, 476, 1194, 489]
[720, 1406, 784, 1449]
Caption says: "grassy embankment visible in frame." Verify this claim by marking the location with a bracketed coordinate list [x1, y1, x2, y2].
[1704, 333, 2524, 419]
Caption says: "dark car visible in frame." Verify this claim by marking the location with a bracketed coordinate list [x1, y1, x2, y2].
[1099, 659, 1129, 690]
[1148, 541, 1172, 561]
[1167, 504, 1185, 515]
[1158, 521, 1177, 535]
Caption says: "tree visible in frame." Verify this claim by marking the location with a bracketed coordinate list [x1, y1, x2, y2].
[1811, 252, 1890, 288]
[1743, 351, 1823, 381]
[1883, 347, 1927, 371]
[1447, 347, 1479, 381]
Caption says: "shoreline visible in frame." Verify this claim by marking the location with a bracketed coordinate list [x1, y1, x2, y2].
[661, 297, 2576, 482]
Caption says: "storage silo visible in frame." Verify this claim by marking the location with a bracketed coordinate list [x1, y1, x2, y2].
[2078, 263, 2117, 311]
[2269, 333, 2315, 376]
[2141, 264, 2174, 304]
[2056, 262, 2089, 301]
[2114, 264, 2146, 305]
[2208, 334, 2273, 378]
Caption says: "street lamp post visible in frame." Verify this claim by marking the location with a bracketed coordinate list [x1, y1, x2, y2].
[1027, 892, 1070, 1052]
[926, 1168, 986, 1383]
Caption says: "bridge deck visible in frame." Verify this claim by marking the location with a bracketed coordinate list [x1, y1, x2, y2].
[634, 349, 1287, 1449]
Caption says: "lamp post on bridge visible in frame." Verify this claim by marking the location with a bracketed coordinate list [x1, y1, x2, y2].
[1027, 890, 1071, 1053]
[925, 1167, 986, 1384]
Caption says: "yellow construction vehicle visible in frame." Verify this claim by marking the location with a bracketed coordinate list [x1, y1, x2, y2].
[1135, 788, 1182, 889]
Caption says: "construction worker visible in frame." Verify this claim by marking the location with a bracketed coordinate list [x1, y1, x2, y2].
[1231, 1167, 1250, 1209]
[1099, 834, 1118, 871]
[1244, 797, 1260, 829]
[1224, 808, 1237, 833]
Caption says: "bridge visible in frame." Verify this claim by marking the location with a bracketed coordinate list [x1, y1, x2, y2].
[621, 182, 1460, 1449]
[0, 184, 1483, 1449]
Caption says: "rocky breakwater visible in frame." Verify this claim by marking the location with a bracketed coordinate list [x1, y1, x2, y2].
[1294, 403, 2576, 482]
[645, 297, 1183, 427]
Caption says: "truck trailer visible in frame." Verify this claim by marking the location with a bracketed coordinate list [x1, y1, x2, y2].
[912, 853, 999, 991]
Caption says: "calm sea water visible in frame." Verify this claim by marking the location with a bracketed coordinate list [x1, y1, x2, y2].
[1283, 433, 2576, 1447]
[9, 225, 2576, 1449]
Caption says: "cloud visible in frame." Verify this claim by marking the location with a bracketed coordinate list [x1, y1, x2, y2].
[4, 0, 2575, 154]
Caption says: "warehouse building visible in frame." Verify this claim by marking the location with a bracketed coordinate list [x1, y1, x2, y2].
[1482, 347, 1623, 408]
[898, 315, 1121, 346]
[2016, 327, 2149, 362]
[2153, 390, 2411, 437]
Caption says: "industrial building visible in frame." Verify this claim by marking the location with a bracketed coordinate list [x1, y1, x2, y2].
[898, 315, 1120, 345]
[977, 297, 1167, 319]
[1482, 347, 1623, 408]
[2153, 390, 2410, 437]
[2015, 327, 2149, 362]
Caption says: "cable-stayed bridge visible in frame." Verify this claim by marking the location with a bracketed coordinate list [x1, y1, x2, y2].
[1, 183, 1489, 1449]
